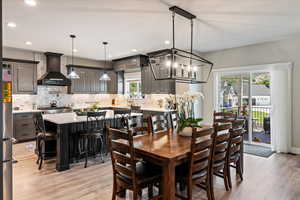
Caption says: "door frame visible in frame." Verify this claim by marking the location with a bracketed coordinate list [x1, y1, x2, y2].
[213, 65, 273, 147]
[0, 0, 3, 199]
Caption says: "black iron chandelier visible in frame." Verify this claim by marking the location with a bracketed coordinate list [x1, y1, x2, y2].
[148, 6, 213, 84]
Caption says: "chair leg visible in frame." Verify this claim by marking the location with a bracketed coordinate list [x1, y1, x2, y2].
[206, 177, 212, 200]
[148, 184, 153, 198]
[179, 180, 186, 191]
[227, 163, 232, 189]
[112, 180, 117, 200]
[84, 136, 88, 168]
[99, 135, 105, 163]
[38, 154, 43, 170]
[133, 191, 139, 200]
[36, 139, 40, 164]
[187, 183, 192, 200]
[210, 172, 215, 200]
[223, 168, 230, 191]
[237, 160, 243, 181]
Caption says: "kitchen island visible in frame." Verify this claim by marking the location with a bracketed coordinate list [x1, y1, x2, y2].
[43, 111, 143, 171]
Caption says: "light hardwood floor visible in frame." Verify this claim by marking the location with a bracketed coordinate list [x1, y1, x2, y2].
[13, 142, 300, 200]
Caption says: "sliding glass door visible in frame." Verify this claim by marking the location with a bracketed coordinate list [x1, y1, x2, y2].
[216, 71, 271, 146]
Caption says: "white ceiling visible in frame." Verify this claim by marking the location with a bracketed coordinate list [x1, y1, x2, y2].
[3, 0, 300, 60]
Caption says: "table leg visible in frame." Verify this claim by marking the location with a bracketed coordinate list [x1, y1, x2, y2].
[163, 161, 176, 200]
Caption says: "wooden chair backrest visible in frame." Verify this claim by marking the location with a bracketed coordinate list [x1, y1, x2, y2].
[150, 114, 168, 134]
[228, 119, 245, 160]
[188, 127, 214, 184]
[127, 116, 151, 136]
[212, 123, 231, 171]
[108, 128, 137, 186]
[213, 111, 237, 124]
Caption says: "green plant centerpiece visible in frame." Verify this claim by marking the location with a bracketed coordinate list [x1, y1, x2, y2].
[178, 117, 203, 133]
[175, 92, 204, 136]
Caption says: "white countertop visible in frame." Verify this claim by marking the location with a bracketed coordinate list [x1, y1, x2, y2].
[72, 105, 174, 112]
[13, 109, 42, 114]
[12, 105, 174, 114]
[43, 111, 143, 125]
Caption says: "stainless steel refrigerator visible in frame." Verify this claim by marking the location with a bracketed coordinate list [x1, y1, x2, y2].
[1, 63, 13, 200]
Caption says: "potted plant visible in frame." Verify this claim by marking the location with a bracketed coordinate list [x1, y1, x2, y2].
[176, 92, 204, 136]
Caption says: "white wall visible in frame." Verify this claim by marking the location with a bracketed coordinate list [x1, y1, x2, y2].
[202, 36, 300, 148]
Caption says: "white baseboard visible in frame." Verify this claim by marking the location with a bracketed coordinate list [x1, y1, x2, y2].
[290, 147, 300, 154]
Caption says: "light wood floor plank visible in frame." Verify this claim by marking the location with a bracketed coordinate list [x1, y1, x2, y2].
[13, 142, 300, 200]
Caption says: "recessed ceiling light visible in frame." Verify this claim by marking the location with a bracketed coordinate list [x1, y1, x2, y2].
[24, 0, 37, 7]
[73, 49, 78, 53]
[25, 41, 32, 45]
[132, 49, 137, 52]
[164, 40, 170, 45]
[7, 22, 16, 28]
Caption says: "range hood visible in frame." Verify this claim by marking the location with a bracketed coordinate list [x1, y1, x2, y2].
[37, 52, 71, 86]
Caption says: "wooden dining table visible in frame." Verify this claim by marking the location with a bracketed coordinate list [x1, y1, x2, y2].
[132, 127, 211, 200]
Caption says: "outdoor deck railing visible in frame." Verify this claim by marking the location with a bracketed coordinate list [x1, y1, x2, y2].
[220, 106, 271, 131]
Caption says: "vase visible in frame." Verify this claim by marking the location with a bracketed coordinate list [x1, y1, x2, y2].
[178, 127, 193, 137]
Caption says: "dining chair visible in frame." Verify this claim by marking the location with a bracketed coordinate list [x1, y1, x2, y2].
[127, 116, 151, 136]
[150, 114, 169, 135]
[108, 128, 162, 200]
[175, 127, 215, 200]
[78, 111, 106, 168]
[211, 123, 232, 192]
[226, 119, 245, 189]
[213, 111, 237, 124]
[34, 112, 57, 170]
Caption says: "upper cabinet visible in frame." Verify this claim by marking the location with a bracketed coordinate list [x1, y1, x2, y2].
[67, 66, 123, 94]
[4, 59, 38, 95]
[112, 55, 148, 72]
[141, 65, 175, 94]
[117, 71, 124, 94]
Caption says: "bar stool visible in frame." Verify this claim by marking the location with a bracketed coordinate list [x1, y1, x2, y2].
[78, 111, 106, 168]
[114, 109, 131, 128]
[34, 112, 57, 170]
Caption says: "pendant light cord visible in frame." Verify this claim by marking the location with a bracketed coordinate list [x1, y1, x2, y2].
[72, 36, 74, 65]
[104, 43, 107, 67]
[172, 11, 175, 49]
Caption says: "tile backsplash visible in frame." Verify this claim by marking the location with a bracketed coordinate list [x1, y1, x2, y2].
[13, 86, 171, 110]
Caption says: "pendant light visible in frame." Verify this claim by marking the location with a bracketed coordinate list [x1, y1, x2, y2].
[100, 41, 111, 81]
[67, 34, 80, 79]
[148, 6, 214, 84]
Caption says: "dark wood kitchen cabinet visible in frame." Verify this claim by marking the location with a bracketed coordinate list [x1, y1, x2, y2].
[117, 71, 124, 94]
[113, 55, 147, 72]
[4, 61, 37, 94]
[107, 71, 117, 94]
[141, 65, 175, 94]
[68, 66, 125, 94]
[13, 112, 36, 142]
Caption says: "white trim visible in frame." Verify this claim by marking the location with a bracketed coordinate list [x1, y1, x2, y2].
[212, 62, 293, 73]
[290, 147, 300, 154]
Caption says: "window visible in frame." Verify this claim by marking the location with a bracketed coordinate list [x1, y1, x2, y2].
[124, 72, 142, 99]
[126, 80, 142, 99]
